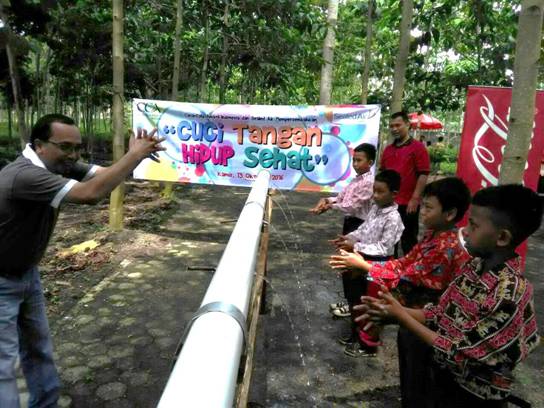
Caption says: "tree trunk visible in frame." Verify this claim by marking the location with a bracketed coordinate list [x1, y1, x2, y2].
[319, 0, 339, 105]
[219, 0, 230, 103]
[157, 54, 164, 99]
[7, 105, 12, 140]
[54, 79, 60, 113]
[199, 2, 210, 102]
[109, 0, 126, 231]
[0, 5, 29, 148]
[499, 0, 544, 184]
[361, 0, 374, 104]
[171, 0, 184, 100]
[390, 0, 414, 112]
[43, 47, 52, 114]
[35, 46, 41, 120]
[163, 0, 184, 200]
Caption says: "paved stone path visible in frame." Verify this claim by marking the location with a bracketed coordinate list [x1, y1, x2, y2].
[15, 184, 544, 407]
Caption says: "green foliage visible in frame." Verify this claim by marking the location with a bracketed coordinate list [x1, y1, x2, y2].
[428, 143, 458, 175]
[0, 0, 533, 136]
[0, 143, 19, 169]
[428, 144, 457, 163]
[439, 161, 457, 175]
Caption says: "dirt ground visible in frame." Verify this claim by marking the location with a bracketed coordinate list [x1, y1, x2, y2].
[40, 180, 180, 321]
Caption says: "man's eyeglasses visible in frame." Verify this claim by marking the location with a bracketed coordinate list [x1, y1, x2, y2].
[46, 140, 83, 154]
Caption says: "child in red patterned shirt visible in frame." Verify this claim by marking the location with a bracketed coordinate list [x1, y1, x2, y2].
[357, 184, 542, 407]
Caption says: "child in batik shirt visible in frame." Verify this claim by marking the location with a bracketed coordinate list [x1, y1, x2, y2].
[358, 184, 541, 407]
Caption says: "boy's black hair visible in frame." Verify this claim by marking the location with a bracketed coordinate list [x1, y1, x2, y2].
[30, 114, 75, 148]
[422, 177, 471, 222]
[472, 184, 543, 246]
[375, 169, 401, 192]
[391, 111, 410, 123]
[354, 143, 376, 162]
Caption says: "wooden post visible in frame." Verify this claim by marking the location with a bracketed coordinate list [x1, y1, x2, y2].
[109, 0, 125, 230]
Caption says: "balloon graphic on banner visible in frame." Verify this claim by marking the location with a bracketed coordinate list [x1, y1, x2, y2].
[302, 126, 351, 185]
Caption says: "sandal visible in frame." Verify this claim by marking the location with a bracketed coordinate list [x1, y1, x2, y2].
[329, 301, 347, 311]
[332, 305, 350, 318]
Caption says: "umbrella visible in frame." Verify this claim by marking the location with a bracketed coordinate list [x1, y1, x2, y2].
[409, 112, 443, 130]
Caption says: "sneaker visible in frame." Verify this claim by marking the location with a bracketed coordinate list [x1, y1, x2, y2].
[338, 332, 355, 346]
[344, 342, 377, 358]
[329, 301, 347, 311]
[331, 305, 350, 318]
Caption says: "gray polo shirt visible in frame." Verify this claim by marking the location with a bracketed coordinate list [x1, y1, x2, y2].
[0, 147, 95, 275]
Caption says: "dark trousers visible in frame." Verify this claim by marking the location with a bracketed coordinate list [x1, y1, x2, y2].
[428, 364, 508, 408]
[397, 205, 419, 256]
[398, 326, 509, 408]
[398, 326, 435, 408]
[340, 216, 364, 303]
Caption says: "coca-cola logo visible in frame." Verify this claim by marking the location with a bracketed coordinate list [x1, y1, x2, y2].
[472, 95, 509, 187]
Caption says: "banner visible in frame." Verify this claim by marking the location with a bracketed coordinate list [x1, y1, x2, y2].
[456, 86, 544, 262]
[457, 86, 544, 192]
[132, 100, 381, 192]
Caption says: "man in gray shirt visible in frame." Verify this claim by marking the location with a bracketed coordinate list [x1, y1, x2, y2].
[0, 114, 163, 408]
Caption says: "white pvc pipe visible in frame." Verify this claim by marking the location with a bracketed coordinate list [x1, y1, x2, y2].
[158, 170, 271, 408]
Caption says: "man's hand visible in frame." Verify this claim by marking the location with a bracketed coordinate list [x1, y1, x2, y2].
[407, 196, 419, 213]
[329, 249, 366, 270]
[128, 128, 166, 162]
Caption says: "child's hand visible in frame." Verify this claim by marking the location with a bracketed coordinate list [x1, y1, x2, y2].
[337, 239, 354, 251]
[355, 286, 405, 323]
[354, 295, 388, 327]
[319, 200, 332, 213]
[328, 235, 355, 251]
[309, 199, 330, 214]
[376, 287, 406, 319]
[328, 234, 346, 246]
[329, 249, 366, 270]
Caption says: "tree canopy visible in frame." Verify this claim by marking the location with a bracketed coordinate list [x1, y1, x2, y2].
[0, 0, 538, 133]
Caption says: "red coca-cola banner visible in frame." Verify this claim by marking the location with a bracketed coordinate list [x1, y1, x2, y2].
[457, 86, 544, 191]
[457, 86, 544, 261]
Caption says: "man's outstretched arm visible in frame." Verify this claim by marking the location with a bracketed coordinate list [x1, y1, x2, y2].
[66, 128, 164, 204]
